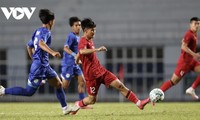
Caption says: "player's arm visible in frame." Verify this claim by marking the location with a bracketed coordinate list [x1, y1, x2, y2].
[79, 46, 107, 55]
[181, 39, 200, 60]
[39, 40, 61, 58]
[75, 52, 80, 64]
[64, 46, 76, 57]
[26, 39, 35, 60]
[27, 46, 35, 60]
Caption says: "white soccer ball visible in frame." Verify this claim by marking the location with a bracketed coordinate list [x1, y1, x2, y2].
[149, 88, 164, 102]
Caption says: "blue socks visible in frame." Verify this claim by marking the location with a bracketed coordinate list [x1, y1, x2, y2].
[79, 93, 85, 100]
[56, 88, 67, 107]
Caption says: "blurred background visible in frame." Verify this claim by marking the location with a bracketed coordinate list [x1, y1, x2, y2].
[0, 0, 200, 102]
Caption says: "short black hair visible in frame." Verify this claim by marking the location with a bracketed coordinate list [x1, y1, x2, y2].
[39, 9, 55, 24]
[190, 17, 200, 23]
[69, 16, 81, 26]
[81, 18, 96, 31]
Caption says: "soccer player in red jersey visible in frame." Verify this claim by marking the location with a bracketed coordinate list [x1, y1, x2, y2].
[159, 17, 200, 99]
[185, 20, 200, 99]
[70, 18, 149, 115]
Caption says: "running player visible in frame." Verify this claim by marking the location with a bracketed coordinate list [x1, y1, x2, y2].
[154, 17, 200, 101]
[185, 20, 200, 99]
[0, 9, 78, 115]
[61, 17, 91, 109]
[70, 18, 149, 115]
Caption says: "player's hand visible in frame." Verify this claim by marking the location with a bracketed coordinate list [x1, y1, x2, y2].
[193, 53, 200, 61]
[97, 46, 107, 52]
[75, 57, 81, 64]
[76, 60, 82, 64]
[52, 51, 61, 58]
[75, 54, 81, 64]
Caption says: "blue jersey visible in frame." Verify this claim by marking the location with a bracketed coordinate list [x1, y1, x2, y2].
[61, 32, 80, 66]
[27, 27, 52, 66]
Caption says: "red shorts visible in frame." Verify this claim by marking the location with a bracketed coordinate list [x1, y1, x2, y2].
[86, 70, 117, 96]
[174, 59, 200, 77]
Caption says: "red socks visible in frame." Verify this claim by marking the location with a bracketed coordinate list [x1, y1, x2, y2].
[126, 90, 139, 104]
[160, 80, 174, 92]
[78, 100, 86, 107]
[192, 76, 200, 89]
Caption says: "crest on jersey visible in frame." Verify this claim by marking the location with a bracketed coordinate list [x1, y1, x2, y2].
[33, 79, 39, 84]
[66, 73, 70, 78]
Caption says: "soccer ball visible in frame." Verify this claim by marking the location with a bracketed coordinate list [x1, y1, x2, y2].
[149, 88, 164, 102]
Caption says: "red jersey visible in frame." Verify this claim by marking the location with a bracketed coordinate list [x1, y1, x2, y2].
[180, 30, 198, 63]
[78, 37, 107, 81]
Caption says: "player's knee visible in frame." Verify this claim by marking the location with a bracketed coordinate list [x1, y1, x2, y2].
[62, 85, 68, 90]
[56, 82, 62, 89]
[78, 81, 85, 88]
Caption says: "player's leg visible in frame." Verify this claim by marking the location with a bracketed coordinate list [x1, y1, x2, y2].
[76, 80, 99, 106]
[74, 65, 86, 100]
[61, 65, 73, 90]
[47, 76, 66, 106]
[77, 74, 93, 109]
[0, 63, 43, 96]
[109, 79, 149, 110]
[71, 80, 100, 115]
[186, 65, 200, 99]
[0, 81, 38, 97]
[47, 66, 75, 115]
[160, 62, 187, 92]
[160, 73, 182, 92]
[76, 95, 96, 107]
[102, 70, 149, 110]
[77, 75, 85, 99]
[185, 75, 200, 99]
[191, 76, 200, 90]
[70, 95, 96, 115]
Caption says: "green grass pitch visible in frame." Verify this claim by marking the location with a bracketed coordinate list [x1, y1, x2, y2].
[0, 102, 199, 120]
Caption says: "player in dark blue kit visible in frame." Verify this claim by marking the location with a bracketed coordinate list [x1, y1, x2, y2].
[0, 9, 78, 115]
[61, 17, 91, 109]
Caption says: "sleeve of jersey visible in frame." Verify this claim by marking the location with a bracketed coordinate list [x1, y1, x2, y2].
[78, 39, 87, 51]
[65, 35, 74, 47]
[38, 31, 48, 43]
[27, 39, 34, 48]
[183, 34, 192, 44]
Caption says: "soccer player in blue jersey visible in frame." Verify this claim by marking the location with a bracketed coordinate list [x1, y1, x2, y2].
[61, 17, 91, 109]
[0, 9, 78, 115]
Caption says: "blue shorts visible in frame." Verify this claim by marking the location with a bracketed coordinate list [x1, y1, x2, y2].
[28, 62, 57, 88]
[61, 64, 82, 81]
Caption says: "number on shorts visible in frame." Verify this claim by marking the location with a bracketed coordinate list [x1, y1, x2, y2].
[90, 87, 96, 94]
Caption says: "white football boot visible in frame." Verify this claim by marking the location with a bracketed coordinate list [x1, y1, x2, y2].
[63, 105, 73, 115]
[186, 87, 199, 99]
[70, 101, 80, 115]
[0, 85, 5, 96]
[63, 106, 80, 115]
